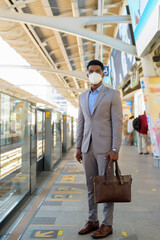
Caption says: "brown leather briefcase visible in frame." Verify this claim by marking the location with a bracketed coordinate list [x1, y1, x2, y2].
[93, 162, 132, 203]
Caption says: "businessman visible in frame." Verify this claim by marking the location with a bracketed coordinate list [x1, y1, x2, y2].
[76, 60, 123, 239]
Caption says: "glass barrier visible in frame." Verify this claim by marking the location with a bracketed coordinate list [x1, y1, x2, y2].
[67, 115, 72, 150]
[73, 118, 77, 144]
[51, 111, 61, 167]
[0, 93, 30, 223]
[43, 111, 45, 155]
[37, 110, 43, 161]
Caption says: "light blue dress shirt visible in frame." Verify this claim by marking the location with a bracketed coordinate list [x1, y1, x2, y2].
[89, 84, 103, 115]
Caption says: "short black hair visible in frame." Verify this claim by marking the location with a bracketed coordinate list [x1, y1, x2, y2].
[87, 59, 104, 71]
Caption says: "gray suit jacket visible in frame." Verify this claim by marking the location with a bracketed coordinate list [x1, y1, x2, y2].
[76, 85, 123, 153]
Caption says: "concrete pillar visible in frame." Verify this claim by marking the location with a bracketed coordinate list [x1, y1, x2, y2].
[141, 54, 160, 167]
[141, 54, 157, 77]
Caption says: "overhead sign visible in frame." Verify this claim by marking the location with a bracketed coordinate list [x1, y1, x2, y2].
[109, 6, 136, 88]
[131, 71, 139, 89]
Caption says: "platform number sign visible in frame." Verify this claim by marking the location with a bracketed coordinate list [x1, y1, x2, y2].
[104, 66, 109, 77]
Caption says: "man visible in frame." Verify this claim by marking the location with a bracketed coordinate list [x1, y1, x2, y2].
[76, 60, 123, 239]
[137, 111, 149, 154]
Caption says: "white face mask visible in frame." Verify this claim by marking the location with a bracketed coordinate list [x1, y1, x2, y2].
[89, 72, 102, 84]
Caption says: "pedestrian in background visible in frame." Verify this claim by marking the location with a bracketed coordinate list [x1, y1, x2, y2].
[137, 111, 149, 154]
[127, 116, 134, 146]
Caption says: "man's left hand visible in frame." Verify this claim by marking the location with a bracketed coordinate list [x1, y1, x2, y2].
[104, 150, 119, 169]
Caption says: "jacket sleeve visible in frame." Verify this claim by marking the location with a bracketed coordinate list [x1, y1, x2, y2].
[111, 90, 123, 150]
[76, 96, 84, 149]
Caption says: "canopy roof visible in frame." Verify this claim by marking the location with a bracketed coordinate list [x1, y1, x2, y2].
[0, 0, 131, 108]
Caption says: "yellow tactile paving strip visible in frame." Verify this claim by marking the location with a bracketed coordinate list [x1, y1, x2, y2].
[30, 224, 77, 227]
[51, 191, 81, 194]
[45, 199, 81, 201]
[7, 152, 73, 240]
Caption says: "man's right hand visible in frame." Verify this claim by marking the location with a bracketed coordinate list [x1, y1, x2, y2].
[76, 148, 82, 163]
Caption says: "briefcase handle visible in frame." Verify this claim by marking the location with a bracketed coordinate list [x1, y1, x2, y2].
[106, 162, 124, 185]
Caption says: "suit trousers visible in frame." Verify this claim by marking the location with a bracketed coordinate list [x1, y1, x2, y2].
[82, 142, 114, 226]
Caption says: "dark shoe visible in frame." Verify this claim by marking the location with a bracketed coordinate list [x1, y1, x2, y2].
[144, 152, 149, 155]
[139, 152, 143, 154]
[78, 221, 99, 235]
[91, 225, 113, 239]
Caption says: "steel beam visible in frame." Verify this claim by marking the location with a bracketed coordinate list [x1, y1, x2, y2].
[0, 10, 137, 56]
[41, 0, 80, 90]
[0, 64, 89, 82]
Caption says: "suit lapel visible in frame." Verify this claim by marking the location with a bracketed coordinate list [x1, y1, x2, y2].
[92, 85, 106, 116]
[85, 90, 91, 117]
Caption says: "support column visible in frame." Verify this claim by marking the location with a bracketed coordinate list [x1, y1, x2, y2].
[141, 54, 157, 77]
[141, 54, 160, 167]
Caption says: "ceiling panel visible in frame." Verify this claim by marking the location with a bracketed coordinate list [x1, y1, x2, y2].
[0, 0, 125, 108]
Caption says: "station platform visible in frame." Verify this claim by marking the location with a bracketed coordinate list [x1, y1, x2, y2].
[0, 145, 160, 240]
